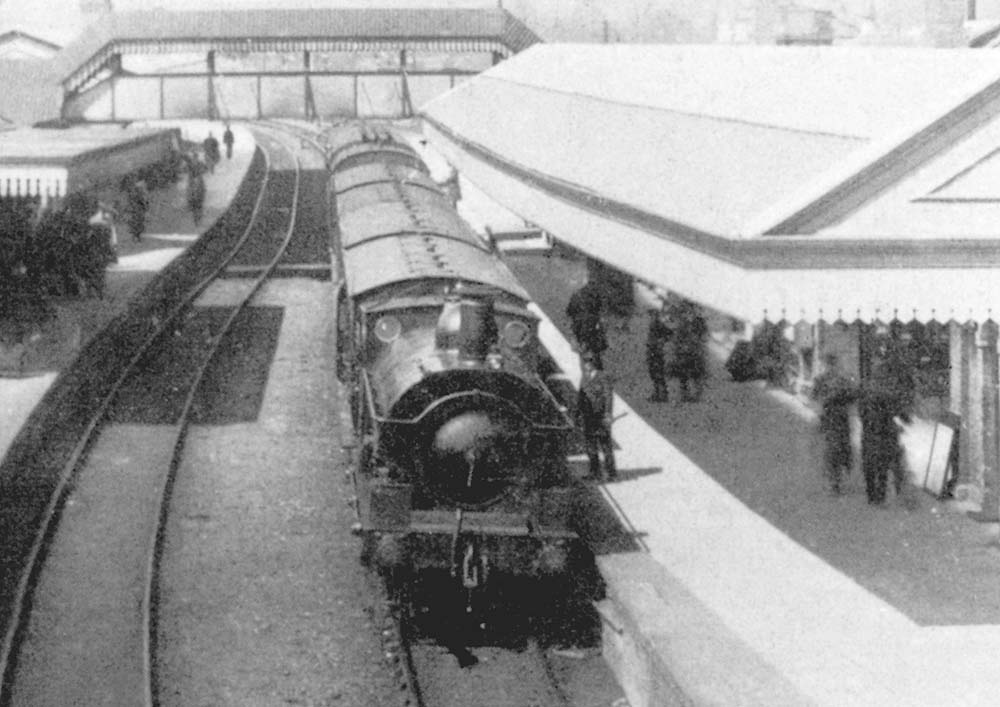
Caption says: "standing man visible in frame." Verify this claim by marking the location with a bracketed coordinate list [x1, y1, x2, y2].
[811, 354, 856, 495]
[122, 177, 149, 242]
[223, 124, 235, 160]
[566, 282, 608, 369]
[669, 299, 708, 402]
[187, 169, 206, 226]
[645, 306, 672, 402]
[859, 349, 913, 506]
[577, 351, 617, 481]
[203, 132, 220, 173]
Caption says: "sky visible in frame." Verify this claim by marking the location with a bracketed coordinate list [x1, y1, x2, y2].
[2, 0, 992, 47]
[2, 0, 725, 45]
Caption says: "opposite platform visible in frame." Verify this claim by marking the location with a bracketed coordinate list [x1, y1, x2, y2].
[522, 273, 1000, 707]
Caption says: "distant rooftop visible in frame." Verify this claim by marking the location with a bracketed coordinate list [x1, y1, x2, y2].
[0, 124, 168, 164]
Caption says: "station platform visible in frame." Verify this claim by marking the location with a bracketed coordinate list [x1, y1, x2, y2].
[0, 121, 255, 462]
[507, 253, 1000, 707]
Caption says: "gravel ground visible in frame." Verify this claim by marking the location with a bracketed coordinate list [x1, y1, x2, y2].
[157, 278, 400, 706]
[506, 250, 1000, 627]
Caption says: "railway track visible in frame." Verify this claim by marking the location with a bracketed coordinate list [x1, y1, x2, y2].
[0, 116, 628, 705]
[0, 124, 315, 706]
[368, 570, 621, 707]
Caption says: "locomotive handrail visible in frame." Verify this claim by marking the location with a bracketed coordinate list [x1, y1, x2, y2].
[371, 378, 573, 432]
[377, 389, 532, 426]
[360, 294, 536, 319]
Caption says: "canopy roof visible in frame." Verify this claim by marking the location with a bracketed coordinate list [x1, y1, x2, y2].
[422, 44, 1000, 323]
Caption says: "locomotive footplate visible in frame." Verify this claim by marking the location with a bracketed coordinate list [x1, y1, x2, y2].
[363, 509, 579, 578]
[408, 509, 578, 539]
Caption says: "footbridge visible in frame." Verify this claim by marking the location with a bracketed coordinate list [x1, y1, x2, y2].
[55, 7, 539, 122]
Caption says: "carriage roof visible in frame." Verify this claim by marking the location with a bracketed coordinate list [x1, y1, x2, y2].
[337, 198, 486, 251]
[333, 161, 441, 196]
[341, 233, 529, 301]
[329, 140, 424, 173]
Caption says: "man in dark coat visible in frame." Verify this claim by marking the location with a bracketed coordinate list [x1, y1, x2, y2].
[122, 178, 149, 242]
[668, 299, 708, 402]
[577, 351, 616, 481]
[187, 170, 206, 226]
[811, 354, 856, 494]
[203, 133, 220, 173]
[566, 282, 608, 369]
[645, 306, 673, 402]
[223, 124, 235, 159]
[859, 350, 913, 505]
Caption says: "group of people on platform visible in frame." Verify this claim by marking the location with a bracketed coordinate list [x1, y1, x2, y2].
[812, 350, 916, 506]
[565, 280, 710, 482]
[564, 276, 916, 507]
[185, 125, 235, 226]
[0, 140, 203, 304]
[644, 297, 709, 404]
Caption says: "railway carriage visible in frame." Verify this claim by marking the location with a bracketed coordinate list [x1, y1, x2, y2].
[328, 124, 583, 592]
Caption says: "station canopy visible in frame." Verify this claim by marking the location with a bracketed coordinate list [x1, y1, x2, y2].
[421, 44, 1000, 325]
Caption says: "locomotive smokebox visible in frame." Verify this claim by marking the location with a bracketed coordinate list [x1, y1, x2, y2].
[435, 293, 498, 362]
[433, 410, 509, 461]
[423, 401, 526, 507]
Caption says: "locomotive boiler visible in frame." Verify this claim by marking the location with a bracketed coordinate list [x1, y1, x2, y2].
[328, 123, 583, 592]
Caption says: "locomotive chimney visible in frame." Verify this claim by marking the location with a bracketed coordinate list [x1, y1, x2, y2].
[435, 293, 497, 362]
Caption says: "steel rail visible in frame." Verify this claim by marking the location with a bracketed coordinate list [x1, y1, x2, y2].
[0, 142, 273, 704]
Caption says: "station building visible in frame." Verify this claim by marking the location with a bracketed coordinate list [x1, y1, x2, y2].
[421, 43, 1000, 516]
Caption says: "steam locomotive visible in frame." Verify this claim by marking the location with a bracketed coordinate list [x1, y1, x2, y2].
[328, 123, 584, 594]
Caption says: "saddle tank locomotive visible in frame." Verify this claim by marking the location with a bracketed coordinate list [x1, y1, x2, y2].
[328, 123, 583, 595]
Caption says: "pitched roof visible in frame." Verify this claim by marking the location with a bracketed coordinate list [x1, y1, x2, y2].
[0, 30, 61, 53]
[423, 43, 1000, 239]
[0, 58, 61, 125]
[421, 44, 1000, 322]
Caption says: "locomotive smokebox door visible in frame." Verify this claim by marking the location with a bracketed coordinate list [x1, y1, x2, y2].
[366, 482, 412, 530]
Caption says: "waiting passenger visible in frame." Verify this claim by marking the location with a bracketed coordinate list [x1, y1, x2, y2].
[667, 298, 708, 402]
[811, 354, 857, 495]
[566, 282, 607, 370]
[223, 125, 235, 160]
[187, 171, 206, 226]
[645, 305, 673, 402]
[577, 350, 616, 481]
[203, 133, 221, 173]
